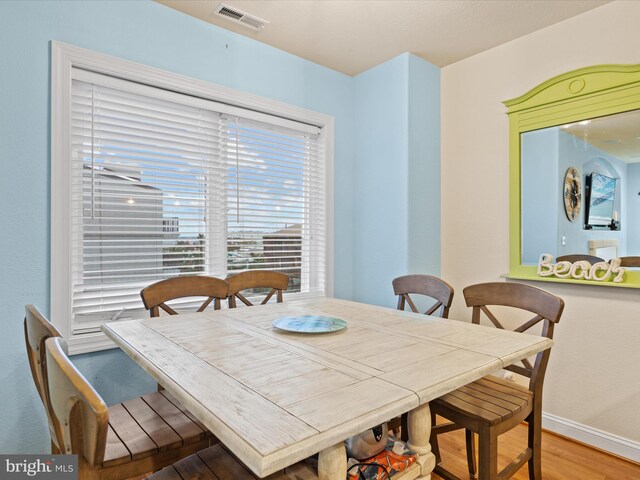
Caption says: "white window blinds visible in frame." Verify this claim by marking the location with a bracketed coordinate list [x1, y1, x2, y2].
[68, 69, 326, 332]
[223, 117, 326, 295]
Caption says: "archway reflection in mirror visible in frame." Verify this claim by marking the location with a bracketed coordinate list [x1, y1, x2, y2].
[521, 109, 640, 268]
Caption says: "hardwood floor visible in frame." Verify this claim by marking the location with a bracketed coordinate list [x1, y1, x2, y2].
[431, 423, 640, 480]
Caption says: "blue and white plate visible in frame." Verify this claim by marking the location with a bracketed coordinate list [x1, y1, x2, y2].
[272, 315, 347, 333]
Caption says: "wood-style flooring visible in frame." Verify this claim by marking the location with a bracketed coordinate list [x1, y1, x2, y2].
[431, 423, 640, 480]
[135, 423, 640, 479]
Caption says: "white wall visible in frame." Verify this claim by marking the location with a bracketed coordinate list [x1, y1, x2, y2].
[441, 0, 640, 458]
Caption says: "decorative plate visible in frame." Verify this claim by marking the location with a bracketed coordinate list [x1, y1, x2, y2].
[272, 315, 347, 333]
[563, 167, 581, 221]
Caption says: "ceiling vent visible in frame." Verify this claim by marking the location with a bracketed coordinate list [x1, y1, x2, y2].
[213, 3, 269, 31]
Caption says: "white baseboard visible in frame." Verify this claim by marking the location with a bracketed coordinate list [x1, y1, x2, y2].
[542, 412, 640, 463]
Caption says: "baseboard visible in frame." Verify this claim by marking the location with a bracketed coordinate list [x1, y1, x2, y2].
[542, 412, 640, 463]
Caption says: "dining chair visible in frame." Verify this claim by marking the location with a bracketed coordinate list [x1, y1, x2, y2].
[44, 336, 213, 480]
[24, 305, 63, 452]
[227, 270, 289, 308]
[389, 274, 455, 439]
[143, 444, 296, 480]
[140, 275, 229, 317]
[556, 254, 604, 264]
[392, 274, 455, 318]
[619, 256, 640, 267]
[429, 282, 564, 480]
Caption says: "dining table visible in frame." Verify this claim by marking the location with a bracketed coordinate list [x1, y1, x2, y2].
[102, 296, 552, 480]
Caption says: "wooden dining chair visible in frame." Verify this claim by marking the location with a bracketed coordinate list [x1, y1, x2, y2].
[44, 336, 212, 480]
[392, 274, 455, 318]
[389, 275, 455, 439]
[429, 282, 564, 480]
[140, 275, 229, 317]
[24, 305, 63, 452]
[619, 256, 640, 267]
[227, 270, 289, 308]
[556, 254, 604, 264]
[143, 444, 295, 480]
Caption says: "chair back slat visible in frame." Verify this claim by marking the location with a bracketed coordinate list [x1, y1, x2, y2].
[479, 305, 503, 328]
[45, 337, 108, 466]
[620, 256, 640, 267]
[515, 314, 544, 333]
[556, 254, 604, 264]
[463, 282, 564, 391]
[505, 364, 532, 378]
[140, 276, 229, 317]
[227, 271, 289, 307]
[393, 275, 454, 318]
[424, 301, 444, 316]
[234, 292, 252, 307]
[197, 297, 214, 312]
[261, 289, 277, 305]
[403, 293, 420, 314]
[159, 303, 179, 315]
[521, 357, 534, 371]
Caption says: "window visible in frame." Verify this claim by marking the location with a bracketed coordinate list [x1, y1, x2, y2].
[52, 43, 332, 353]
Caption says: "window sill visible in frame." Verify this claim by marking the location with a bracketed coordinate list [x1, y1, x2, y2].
[67, 331, 118, 356]
[502, 271, 640, 289]
[67, 291, 328, 355]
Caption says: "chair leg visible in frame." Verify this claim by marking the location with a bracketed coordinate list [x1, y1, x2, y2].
[429, 410, 442, 465]
[528, 409, 543, 480]
[478, 424, 497, 480]
[400, 412, 409, 442]
[466, 429, 477, 479]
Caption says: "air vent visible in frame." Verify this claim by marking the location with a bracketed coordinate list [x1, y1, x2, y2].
[213, 3, 269, 31]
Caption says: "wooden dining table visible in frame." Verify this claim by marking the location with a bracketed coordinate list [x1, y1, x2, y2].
[102, 297, 552, 480]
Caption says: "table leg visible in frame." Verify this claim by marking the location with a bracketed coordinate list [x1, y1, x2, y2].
[318, 442, 347, 480]
[407, 402, 437, 479]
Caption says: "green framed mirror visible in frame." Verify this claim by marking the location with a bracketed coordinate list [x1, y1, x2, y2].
[504, 64, 640, 288]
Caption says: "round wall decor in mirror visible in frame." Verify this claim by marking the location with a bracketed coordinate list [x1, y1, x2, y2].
[563, 167, 581, 221]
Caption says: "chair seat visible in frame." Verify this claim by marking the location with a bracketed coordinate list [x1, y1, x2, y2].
[102, 391, 211, 468]
[146, 444, 293, 480]
[431, 375, 533, 427]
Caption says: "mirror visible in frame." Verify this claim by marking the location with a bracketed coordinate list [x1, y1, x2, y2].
[521, 109, 640, 266]
[505, 64, 640, 286]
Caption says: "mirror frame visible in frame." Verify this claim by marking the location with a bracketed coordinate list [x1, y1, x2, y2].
[504, 64, 640, 288]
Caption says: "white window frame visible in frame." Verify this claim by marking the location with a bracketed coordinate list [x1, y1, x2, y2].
[51, 42, 334, 354]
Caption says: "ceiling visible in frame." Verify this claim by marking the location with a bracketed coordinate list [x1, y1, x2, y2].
[563, 110, 640, 164]
[157, 0, 608, 76]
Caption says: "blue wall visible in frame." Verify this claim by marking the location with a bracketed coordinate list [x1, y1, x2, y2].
[353, 55, 410, 306]
[352, 54, 441, 307]
[521, 128, 559, 264]
[0, 1, 440, 453]
[407, 55, 441, 278]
